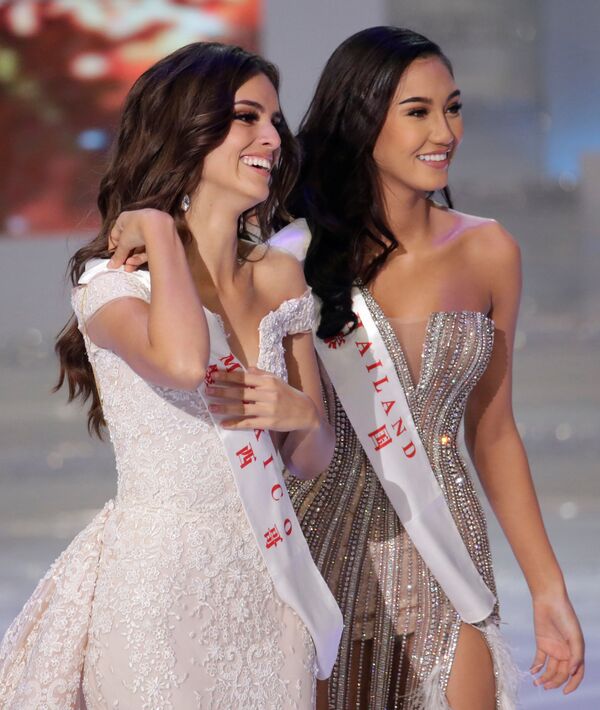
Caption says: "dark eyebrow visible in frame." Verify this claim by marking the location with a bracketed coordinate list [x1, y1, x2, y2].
[398, 89, 461, 106]
[235, 99, 264, 110]
[234, 99, 282, 121]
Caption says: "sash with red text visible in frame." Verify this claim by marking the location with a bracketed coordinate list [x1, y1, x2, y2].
[314, 288, 496, 623]
[78, 260, 343, 680]
[200, 312, 343, 680]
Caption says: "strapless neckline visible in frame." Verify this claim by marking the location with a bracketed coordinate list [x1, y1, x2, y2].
[361, 287, 494, 395]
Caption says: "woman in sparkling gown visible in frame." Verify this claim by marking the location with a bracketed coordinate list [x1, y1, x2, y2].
[271, 27, 585, 709]
[0, 42, 342, 709]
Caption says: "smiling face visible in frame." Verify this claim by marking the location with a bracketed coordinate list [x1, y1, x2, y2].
[197, 72, 282, 212]
[372, 56, 463, 198]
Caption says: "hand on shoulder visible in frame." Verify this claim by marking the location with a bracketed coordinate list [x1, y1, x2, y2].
[108, 208, 176, 271]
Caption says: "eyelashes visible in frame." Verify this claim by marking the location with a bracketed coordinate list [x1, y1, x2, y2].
[234, 111, 283, 130]
[447, 102, 463, 115]
[406, 102, 463, 118]
[234, 111, 260, 123]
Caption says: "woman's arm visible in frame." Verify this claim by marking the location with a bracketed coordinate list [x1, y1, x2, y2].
[276, 328, 335, 479]
[464, 223, 584, 693]
[87, 209, 209, 390]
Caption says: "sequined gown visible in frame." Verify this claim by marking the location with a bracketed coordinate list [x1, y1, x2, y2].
[0, 267, 317, 709]
[287, 287, 517, 709]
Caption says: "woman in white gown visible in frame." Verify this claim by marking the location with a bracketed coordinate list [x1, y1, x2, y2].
[0, 42, 341, 709]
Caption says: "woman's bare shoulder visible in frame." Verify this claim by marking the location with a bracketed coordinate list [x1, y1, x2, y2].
[448, 209, 520, 267]
[446, 206, 497, 231]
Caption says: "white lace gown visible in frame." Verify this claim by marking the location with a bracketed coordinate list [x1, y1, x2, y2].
[0, 268, 317, 709]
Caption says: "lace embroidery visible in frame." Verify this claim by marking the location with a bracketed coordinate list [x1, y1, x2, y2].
[0, 269, 316, 709]
[257, 289, 316, 381]
[76, 269, 151, 326]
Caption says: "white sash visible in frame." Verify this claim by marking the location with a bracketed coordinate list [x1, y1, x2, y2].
[314, 288, 496, 623]
[78, 260, 343, 679]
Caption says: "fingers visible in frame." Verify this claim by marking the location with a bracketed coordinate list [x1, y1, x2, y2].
[108, 215, 125, 248]
[534, 654, 579, 692]
[534, 656, 558, 688]
[563, 632, 585, 694]
[213, 370, 274, 388]
[123, 251, 149, 273]
[529, 648, 546, 676]
[108, 210, 151, 266]
[209, 401, 270, 418]
[125, 252, 148, 266]
[538, 656, 585, 693]
[540, 659, 570, 690]
[210, 403, 247, 416]
[108, 241, 133, 270]
[220, 417, 273, 430]
[213, 370, 281, 390]
[563, 663, 584, 694]
[567, 626, 585, 677]
[206, 384, 272, 403]
[108, 224, 121, 250]
[108, 218, 127, 268]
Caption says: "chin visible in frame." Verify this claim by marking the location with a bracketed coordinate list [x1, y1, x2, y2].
[431, 182, 449, 195]
[418, 178, 449, 194]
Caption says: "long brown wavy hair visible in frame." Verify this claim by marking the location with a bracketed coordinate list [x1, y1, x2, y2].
[55, 42, 299, 437]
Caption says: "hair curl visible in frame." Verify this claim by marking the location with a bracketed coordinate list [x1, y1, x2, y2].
[289, 26, 454, 338]
[55, 42, 299, 436]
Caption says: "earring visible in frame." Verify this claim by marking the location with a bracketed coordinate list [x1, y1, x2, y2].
[181, 194, 190, 212]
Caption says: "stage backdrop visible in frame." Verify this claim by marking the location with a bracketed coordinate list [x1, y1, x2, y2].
[0, 0, 260, 238]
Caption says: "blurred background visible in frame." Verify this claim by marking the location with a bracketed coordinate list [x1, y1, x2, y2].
[0, 1, 598, 706]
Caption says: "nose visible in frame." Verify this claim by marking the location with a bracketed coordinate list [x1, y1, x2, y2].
[431, 111, 456, 147]
[259, 120, 281, 151]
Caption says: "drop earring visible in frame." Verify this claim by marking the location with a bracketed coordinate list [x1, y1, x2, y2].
[181, 194, 190, 212]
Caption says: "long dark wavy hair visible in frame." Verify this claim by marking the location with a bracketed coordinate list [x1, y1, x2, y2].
[55, 42, 299, 436]
[290, 27, 454, 338]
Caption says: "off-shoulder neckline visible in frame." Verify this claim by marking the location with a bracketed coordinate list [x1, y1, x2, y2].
[206, 289, 313, 369]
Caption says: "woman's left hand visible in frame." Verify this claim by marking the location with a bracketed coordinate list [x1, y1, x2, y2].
[530, 590, 585, 694]
[206, 366, 320, 432]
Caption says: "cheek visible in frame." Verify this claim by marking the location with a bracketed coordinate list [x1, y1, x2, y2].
[201, 144, 242, 185]
[373, 124, 422, 172]
[202, 144, 228, 174]
[377, 119, 426, 158]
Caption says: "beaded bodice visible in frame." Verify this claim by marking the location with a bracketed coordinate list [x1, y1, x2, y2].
[360, 288, 495, 477]
[287, 288, 499, 707]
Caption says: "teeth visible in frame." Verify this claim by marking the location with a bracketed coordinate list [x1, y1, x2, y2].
[241, 155, 272, 171]
[418, 153, 449, 162]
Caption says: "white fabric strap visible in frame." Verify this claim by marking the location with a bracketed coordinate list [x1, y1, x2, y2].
[314, 288, 495, 623]
[78, 258, 129, 286]
[78, 259, 343, 679]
